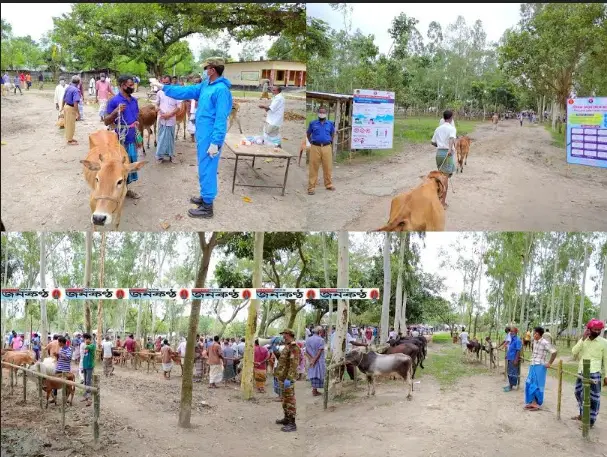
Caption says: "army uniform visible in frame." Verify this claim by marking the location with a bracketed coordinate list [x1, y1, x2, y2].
[275, 329, 300, 432]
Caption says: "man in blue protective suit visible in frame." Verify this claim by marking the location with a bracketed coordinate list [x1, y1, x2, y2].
[152, 57, 233, 218]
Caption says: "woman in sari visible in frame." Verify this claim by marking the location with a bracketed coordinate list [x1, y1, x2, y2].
[254, 339, 269, 393]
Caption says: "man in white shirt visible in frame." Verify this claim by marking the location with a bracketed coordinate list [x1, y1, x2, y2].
[388, 327, 397, 341]
[411, 328, 420, 338]
[331, 326, 367, 381]
[459, 327, 469, 354]
[177, 337, 187, 358]
[259, 86, 285, 147]
[431, 110, 457, 208]
[101, 336, 114, 377]
[439, 117, 456, 128]
[54, 78, 66, 113]
[89, 76, 95, 96]
[155, 75, 181, 163]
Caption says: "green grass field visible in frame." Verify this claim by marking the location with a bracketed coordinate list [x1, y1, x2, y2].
[417, 346, 490, 389]
[543, 123, 566, 148]
[306, 113, 481, 162]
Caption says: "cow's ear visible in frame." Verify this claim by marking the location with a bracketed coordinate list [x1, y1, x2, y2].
[127, 160, 148, 172]
[80, 160, 101, 171]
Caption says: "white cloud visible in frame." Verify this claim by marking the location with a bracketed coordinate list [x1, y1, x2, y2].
[0, 3, 275, 64]
[307, 2, 522, 54]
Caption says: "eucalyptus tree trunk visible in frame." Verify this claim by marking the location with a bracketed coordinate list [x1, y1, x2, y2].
[393, 232, 406, 334]
[241, 232, 264, 400]
[331, 231, 350, 397]
[380, 233, 391, 342]
[321, 232, 334, 326]
[577, 243, 589, 337]
[549, 243, 559, 335]
[84, 232, 93, 334]
[135, 301, 143, 341]
[39, 233, 49, 353]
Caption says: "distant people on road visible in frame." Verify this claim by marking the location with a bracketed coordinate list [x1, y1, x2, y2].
[13, 74, 22, 95]
[89, 76, 95, 96]
[38, 72, 44, 90]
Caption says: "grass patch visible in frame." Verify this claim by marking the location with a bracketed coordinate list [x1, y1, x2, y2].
[417, 346, 489, 389]
[543, 123, 566, 148]
[432, 333, 453, 344]
[305, 113, 480, 162]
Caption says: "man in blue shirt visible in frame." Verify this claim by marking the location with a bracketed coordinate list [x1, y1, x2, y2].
[306, 106, 336, 195]
[61, 75, 82, 146]
[504, 327, 522, 392]
[105, 75, 143, 199]
[151, 57, 232, 218]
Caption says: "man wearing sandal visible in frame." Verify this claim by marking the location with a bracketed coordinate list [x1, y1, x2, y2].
[62, 75, 82, 146]
[504, 327, 522, 392]
[524, 327, 557, 411]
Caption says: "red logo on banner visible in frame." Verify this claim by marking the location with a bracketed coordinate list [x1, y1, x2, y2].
[306, 290, 316, 300]
[370, 289, 380, 300]
[52, 289, 61, 300]
[568, 99, 574, 105]
[242, 289, 252, 300]
[115, 289, 125, 299]
[179, 289, 189, 300]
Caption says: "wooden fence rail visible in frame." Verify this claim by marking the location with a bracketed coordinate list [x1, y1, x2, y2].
[1, 361, 100, 443]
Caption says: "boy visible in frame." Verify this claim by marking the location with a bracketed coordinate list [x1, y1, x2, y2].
[81, 333, 96, 406]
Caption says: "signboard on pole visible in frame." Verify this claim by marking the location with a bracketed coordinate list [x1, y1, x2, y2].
[351, 89, 395, 149]
[566, 97, 607, 168]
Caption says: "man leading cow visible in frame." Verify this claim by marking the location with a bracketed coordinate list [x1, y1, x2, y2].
[431, 110, 457, 208]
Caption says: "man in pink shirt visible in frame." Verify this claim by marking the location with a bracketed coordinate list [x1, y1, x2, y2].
[12, 333, 23, 350]
[95, 73, 113, 122]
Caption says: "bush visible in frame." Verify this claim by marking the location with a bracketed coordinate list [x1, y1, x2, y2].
[432, 333, 453, 344]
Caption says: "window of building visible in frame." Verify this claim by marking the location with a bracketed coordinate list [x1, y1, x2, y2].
[276, 70, 285, 81]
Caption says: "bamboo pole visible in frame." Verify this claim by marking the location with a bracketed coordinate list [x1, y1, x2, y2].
[0, 362, 98, 392]
[61, 380, 66, 429]
[93, 374, 100, 443]
[22, 368, 27, 402]
[556, 359, 563, 420]
[581, 359, 590, 438]
[37, 363, 43, 409]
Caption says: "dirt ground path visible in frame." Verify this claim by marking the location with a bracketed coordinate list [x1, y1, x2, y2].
[309, 119, 607, 231]
[2, 344, 605, 457]
[0, 90, 306, 231]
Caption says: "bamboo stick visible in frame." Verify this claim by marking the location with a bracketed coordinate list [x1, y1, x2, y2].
[556, 359, 563, 420]
[61, 381, 66, 429]
[0, 362, 98, 392]
[10, 367, 13, 395]
[93, 374, 100, 443]
[22, 368, 26, 402]
[37, 363, 43, 409]
[581, 359, 590, 438]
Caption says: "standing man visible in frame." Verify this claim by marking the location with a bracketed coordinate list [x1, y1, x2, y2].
[52, 336, 72, 402]
[18, 72, 25, 92]
[95, 73, 112, 123]
[492, 112, 499, 131]
[259, 86, 285, 147]
[25, 72, 31, 90]
[54, 77, 66, 114]
[524, 327, 557, 411]
[105, 75, 145, 199]
[89, 75, 95, 96]
[459, 327, 470, 355]
[81, 333, 96, 407]
[13, 74, 22, 95]
[306, 106, 336, 195]
[543, 327, 553, 344]
[61, 75, 81, 145]
[2, 72, 10, 97]
[305, 326, 325, 397]
[161, 339, 174, 380]
[365, 326, 373, 345]
[152, 57, 233, 219]
[504, 327, 522, 392]
[431, 110, 457, 208]
[177, 337, 187, 360]
[571, 319, 606, 427]
[275, 329, 300, 432]
[38, 72, 44, 90]
[208, 335, 224, 388]
[32, 333, 41, 361]
[260, 79, 270, 100]
[101, 336, 114, 377]
[155, 75, 181, 164]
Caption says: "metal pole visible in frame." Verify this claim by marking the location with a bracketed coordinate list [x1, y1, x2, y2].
[556, 359, 563, 420]
[581, 359, 591, 438]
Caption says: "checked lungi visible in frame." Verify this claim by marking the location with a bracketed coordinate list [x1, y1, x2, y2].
[575, 372, 602, 426]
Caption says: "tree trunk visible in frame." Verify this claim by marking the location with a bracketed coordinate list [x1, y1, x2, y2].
[331, 231, 350, 397]
[1, 233, 9, 343]
[241, 232, 264, 400]
[39, 233, 49, 355]
[549, 242, 559, 335]
[135, 301, 143, 341]
[96, 233, 106, 351]
[84, 232, 92, 334]
[178, 232, 217, 428]
[393, 232, 406, 334]
[400, 288, 408, 331]
[600, 256, 607, 324]
[321, 232, 334, 326]
[380, 233, 391, 342]
[577, 242, 589, 337]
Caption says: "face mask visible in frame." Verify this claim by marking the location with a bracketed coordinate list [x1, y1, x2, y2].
[60, 81, 65, 86]
[202, 70, 208, 78]
[100, 77, 105, 82]
[124, 86, 134, 95]
[318, 113, 327, 119]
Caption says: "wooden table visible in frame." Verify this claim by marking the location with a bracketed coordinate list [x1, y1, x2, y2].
[222, 134, 294, 196]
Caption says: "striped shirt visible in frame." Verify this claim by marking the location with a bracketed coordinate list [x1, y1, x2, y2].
[56, 346, 72, 373]
[530, 338, 556, 365]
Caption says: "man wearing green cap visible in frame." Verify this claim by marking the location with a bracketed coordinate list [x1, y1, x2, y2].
[275, 328, 300, 432]
[150, 57, 233, 218]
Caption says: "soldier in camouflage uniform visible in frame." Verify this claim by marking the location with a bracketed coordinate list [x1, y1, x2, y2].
[275, 328, 300, 432]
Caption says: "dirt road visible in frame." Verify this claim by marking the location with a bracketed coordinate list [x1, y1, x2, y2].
[0, 90, 307, 231]
[311, 119, 607, 231]
[1, 344, 604, 457]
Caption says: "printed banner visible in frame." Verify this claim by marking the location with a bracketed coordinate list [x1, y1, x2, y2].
[566, 97, 607, 168]
[1, 288, 381, 300]
[351, 89, 395, 150]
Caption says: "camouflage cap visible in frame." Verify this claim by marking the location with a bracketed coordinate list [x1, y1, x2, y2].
[202, 56, 226, 69]
[280, 328, 295, 337]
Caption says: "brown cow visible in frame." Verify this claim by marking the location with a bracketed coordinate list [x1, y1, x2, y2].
[80, 130, 147, 230]
[386, 342, 423, 379]
[138, 105, 158, 155]
[298, 137, 310, 166]
[174, 100, 191, 141]
[42, 372, 76, 408]
[376, 171, 448, 232]
[455, 136, 471, 173]
[228, 102, 243, 134]
[1, 350, 35, 367]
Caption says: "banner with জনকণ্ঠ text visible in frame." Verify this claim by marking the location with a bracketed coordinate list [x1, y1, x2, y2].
[566, 97, 607, 169]
[351, 89, 395, 150]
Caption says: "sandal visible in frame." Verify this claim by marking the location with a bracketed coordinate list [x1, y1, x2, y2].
[68, 140, 79, 146]
[308, 190, 315, 195]
[169, 157, 177, 164]
[156, 158, 163, 164]
[571, 415, 581, 421]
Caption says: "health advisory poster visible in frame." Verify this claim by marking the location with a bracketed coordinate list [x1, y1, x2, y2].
[351, 89, 395, 150]
[566, 97, 607, 169]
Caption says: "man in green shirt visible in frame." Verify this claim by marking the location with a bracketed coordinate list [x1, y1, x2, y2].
[571, 319, 607, 427]
[81, 333, 96, 407]
[145, 337, 154, 351]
